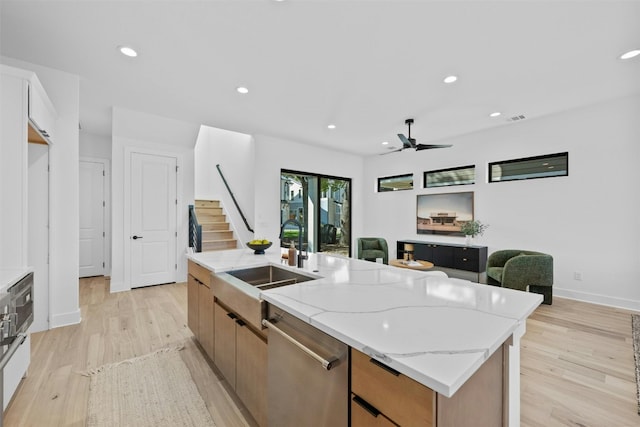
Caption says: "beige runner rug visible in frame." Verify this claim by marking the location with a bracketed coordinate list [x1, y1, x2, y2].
[633, 314, 640, 415]
[83, 345, 216, 427]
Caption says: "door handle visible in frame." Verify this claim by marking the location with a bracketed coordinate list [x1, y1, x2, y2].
[132, 235, 143, 240]
[262, 319, 338, 370]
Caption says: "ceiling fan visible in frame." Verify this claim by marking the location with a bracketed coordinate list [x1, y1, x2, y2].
[385, 118, 453, 154]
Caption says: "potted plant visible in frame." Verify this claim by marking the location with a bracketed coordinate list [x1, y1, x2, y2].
[459, 220, 488, 245]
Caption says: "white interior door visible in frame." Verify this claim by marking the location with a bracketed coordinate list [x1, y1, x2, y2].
[79, 160, 105, 277]
[28, 142, 49, 332]
[130, 152, 177, 288]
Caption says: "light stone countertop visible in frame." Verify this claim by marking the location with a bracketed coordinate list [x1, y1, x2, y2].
[188, 248, 542, 397]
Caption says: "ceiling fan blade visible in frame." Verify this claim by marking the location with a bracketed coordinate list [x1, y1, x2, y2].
[415, 144, 453, 151]
[397, 133, 413, 149]
[379, 148, 404, 155]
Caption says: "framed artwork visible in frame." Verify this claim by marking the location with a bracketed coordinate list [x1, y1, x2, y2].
[416, 192, 474, 235]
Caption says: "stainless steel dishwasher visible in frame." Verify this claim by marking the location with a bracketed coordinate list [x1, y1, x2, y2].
[263, 305, 348, 427]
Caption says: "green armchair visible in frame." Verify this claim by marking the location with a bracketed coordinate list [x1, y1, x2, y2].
[486, 249, 554, 304]
[357, 237, 389, 265]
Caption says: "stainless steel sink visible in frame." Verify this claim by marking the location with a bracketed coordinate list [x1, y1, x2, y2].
[226, 265, 317, 290]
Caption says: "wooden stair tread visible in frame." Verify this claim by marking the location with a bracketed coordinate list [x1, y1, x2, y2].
[194, 199, 237, 252]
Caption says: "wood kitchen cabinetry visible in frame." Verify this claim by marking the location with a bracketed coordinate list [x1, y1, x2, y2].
[187, 260, 214, 359]
[214, 301, 268, 427]
[189, 265, 268, 426]
[351, 349, 435, 427]
[397, 240, 488, 282]
[351, 347, 506, 427]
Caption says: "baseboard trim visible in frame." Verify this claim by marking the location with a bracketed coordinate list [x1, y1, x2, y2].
[554, 287, 640, 312]
[50, 308, 82, 329]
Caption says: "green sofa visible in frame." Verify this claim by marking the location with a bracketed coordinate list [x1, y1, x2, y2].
[486, 249, 554, 304]
[357, 237, 389, 265]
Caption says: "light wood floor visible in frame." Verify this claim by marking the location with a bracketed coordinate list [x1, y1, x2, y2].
[3, 276, 256, 427]
[4, 277, 639, 426]
[521, 297, 639, 427]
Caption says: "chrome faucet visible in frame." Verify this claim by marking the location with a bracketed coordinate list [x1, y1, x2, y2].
[280, 219, 307, 268]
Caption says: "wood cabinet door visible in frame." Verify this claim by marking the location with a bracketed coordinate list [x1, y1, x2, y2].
[198, 283, 214, 359]
[352, 349, 435, 427]
[236, 324, 268, 427]
[214, 302, 237, 389]
[187, 275, 199, 337]
[351, 394, 397, 427]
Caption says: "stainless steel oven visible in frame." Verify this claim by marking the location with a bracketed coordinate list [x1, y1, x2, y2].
[0, 271, 33, 426]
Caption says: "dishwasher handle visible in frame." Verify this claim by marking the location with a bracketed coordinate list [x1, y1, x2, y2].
[262, 319, 337, 371]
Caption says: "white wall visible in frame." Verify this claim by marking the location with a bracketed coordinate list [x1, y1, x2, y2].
[252, 135, 364, 252]
[80, 131, 111, 159]
[363, 95, 640, 310]
[1, 56, 82, 327]
[194, 125, 255, 246]
[110, 108, 198, 292]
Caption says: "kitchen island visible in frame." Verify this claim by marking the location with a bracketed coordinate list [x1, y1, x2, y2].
[188, 248, 542, 426]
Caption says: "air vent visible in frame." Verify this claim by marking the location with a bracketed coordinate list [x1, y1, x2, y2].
[507, 114, 526, 122]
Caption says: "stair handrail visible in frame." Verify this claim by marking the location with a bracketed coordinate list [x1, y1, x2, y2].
[189, 204, 202, 252]
[216, 164, 254, 233]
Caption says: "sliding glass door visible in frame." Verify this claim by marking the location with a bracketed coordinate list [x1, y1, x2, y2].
[280, 170, 351, 257]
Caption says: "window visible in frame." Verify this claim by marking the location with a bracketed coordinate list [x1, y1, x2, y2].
[489, 152, 568, 183]
[424, 165, 475, 188]
[280, 170, 351, 257]
[378, 174, 413, 192]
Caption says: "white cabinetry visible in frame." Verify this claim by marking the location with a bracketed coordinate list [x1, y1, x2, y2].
[1, 68, 29, 269]
[0, 64, 56, 412]
[28, 78, 56, 141]
[0, 65, 56, 269]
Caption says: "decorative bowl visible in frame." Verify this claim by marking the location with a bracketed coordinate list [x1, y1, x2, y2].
[246, 241, 272, 254]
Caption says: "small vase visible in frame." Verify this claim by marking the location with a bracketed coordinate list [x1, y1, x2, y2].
[465, 235, 473, 246]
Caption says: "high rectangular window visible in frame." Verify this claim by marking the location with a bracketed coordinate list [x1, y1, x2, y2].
[378, 174, 413, 192]
[424, 165, 475, 188]
[489, 152, 568, 183]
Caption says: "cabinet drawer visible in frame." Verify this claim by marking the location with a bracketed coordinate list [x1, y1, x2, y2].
[351, 394, 397, 427]
[351, 349, 435, 427]
[188, 260, 211, 287]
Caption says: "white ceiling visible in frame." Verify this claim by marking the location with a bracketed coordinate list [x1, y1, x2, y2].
[1, 0, 639, 156]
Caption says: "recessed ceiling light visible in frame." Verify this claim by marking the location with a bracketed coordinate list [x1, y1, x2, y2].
[236, 86, 249, 94]
[489, 112, 501, 118]
[620, 49, 640, 60]
[382, 141, 389, 145]
[118, 45, 138, 57]
[327, 124, 336, 129]
[443, 75, 458, 84]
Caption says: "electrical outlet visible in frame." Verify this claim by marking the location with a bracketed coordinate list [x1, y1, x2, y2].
[573, 272, 582, 281]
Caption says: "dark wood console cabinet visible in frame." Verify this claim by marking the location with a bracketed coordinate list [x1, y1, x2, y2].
[396, 240, 488, 282]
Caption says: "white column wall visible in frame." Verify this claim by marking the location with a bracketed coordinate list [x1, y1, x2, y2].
[194, 125, 255, 246]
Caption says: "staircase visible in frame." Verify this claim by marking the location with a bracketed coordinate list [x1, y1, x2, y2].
[194, 200, 238, 251]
